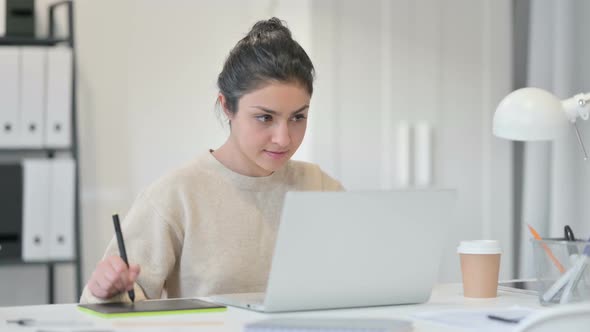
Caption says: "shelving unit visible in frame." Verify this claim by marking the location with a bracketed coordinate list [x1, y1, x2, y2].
[0, 1, 81, 303]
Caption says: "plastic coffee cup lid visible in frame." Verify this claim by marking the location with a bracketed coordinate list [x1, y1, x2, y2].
[457, 240, 502, 254]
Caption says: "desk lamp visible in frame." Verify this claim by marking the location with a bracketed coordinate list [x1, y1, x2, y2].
[493, 87, 590, 159]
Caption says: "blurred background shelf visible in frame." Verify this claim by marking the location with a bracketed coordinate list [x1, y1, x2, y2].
[0, 0, 80, 305]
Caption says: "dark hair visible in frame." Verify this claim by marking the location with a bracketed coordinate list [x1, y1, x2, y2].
[217, 17, 315, 115]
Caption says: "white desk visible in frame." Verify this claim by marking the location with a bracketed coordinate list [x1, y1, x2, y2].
[0, 284, 543, 332]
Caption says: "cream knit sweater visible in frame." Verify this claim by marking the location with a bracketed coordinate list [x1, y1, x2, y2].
[80, 151, 343, 303]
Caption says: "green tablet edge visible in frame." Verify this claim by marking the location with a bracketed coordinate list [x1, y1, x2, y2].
[77, 305, 227, 318]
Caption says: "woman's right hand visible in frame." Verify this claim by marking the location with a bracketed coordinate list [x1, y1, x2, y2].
[88, 256, 141, 299]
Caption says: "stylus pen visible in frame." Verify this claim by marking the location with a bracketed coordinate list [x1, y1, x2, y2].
[112, 214, 135, 303]
[487, 314, 524, 324]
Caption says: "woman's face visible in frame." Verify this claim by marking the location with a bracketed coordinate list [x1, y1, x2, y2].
[225, 82, 310, 176]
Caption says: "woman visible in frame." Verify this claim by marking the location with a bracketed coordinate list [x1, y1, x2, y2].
[81, 17, 343, 303]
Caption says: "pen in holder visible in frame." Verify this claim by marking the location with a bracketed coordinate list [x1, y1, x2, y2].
[531, 238, 590, 305]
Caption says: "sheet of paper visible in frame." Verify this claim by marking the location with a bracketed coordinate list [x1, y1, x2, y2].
[413, 306, 537, 332]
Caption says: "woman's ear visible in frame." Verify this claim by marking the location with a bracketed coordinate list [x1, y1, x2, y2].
[218, 93, 233, 120]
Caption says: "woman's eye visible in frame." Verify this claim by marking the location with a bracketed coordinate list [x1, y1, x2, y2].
[292, 114, 307, 121]
[256, 115, 273, 122]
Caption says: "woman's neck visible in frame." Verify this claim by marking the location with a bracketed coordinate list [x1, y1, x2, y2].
[211, 141, 273, 177]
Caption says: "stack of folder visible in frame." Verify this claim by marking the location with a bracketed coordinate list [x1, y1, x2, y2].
[0, 46, 72, 149]
[0, 158, 75, 262]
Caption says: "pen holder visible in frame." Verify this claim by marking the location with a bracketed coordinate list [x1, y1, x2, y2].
[531, 239, 590, 305]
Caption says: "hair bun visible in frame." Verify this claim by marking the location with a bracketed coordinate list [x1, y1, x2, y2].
[217, 16, 314, 114]
[247, 17, 291, 43]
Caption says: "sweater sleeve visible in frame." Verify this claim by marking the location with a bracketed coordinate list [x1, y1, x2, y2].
[320, 169, 345, 191]
[79, 192, 184, 303]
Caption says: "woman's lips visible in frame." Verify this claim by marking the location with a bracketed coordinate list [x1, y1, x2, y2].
[264, 150, 288, 159]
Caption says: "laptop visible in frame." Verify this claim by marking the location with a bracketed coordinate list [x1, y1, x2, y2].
[208, 190, 455, 312]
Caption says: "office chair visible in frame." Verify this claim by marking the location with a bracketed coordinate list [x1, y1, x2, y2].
[515, 302, 590, 332]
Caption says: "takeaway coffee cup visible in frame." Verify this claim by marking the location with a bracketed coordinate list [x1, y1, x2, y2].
[457, 240, 502, 298]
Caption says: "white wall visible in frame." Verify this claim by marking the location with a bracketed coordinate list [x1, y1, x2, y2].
[0, 0, 514, 305]
[310, 0, 513, 282]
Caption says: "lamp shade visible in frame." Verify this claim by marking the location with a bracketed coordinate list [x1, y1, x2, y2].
[493, 87, 570, 141]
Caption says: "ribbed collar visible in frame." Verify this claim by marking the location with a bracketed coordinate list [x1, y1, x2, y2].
[201, 150, 288, 191]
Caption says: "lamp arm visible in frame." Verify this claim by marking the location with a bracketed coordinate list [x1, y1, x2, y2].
[561, 92, 590, 122]
[561, 92, 590, 160]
